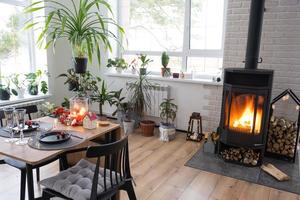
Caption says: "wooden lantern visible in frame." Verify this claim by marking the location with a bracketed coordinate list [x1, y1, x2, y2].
[186, 112, 204, 142]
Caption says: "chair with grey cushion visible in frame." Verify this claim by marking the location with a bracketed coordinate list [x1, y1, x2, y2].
[40, 136, 136, 200]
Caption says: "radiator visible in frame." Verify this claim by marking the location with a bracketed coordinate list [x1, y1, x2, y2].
[126, 83, 170, 117]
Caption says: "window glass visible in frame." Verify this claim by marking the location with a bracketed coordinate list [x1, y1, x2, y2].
[0, 2, 30, 76]
[187, 57, 222, 73]
[122, 0, 185, 52]
[190, 0, 225, 50]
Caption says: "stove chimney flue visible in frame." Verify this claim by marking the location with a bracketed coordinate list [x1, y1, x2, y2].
[245, 0, 265, 70]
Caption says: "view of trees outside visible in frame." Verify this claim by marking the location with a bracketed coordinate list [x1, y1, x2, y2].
[0, 3, 30, 77]
[120, 0, 225, 74]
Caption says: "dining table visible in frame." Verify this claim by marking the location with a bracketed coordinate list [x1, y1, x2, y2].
[0, 116, 122, 200]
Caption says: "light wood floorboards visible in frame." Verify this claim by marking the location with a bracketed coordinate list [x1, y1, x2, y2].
[0, 130, 299, 200]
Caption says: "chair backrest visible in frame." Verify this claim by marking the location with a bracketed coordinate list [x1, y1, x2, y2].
[0, 110, 4, 127]
[16, 105, 38, 120]
[86, 136, 131, 200]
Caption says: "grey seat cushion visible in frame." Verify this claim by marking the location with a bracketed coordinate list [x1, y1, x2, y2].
[40, 159, 117, 200]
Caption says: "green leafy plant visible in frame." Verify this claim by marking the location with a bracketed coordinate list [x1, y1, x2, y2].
[127, 72, 155, 119]
[10, 73, 25, 90]
[61, 97, 70, 109]
[111, 88, 125, 116]
[138, 54, 153, 69]
[0, 76, 18, 100]
[90, 81, 115, 116]
[160, 98, 178, 125]
[161, 52, 169, 68]
[57, 68, 80, 91]
[121, 102, 133, 122]
[106, 58, 128, 71]
[40, 102, 56, 116]
[24, 0, 124, 66]
[77, 71, 101, 96]
[25, 70, 49, 95]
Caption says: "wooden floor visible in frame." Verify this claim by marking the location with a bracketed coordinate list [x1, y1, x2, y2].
[0, 130, 299, 200]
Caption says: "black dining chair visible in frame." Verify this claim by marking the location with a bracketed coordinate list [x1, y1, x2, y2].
[40, 136, 137, 200]
[17, 105, 39, 120]
[0, 106, 40, 200]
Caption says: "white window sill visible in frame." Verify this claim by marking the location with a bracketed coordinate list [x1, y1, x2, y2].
[0, 94, 52, 107]
[106, 72, 223, 86]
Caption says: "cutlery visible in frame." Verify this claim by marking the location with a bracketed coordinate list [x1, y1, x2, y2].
[71, 134, 84, 140]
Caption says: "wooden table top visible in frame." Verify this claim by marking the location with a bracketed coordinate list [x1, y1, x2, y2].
[0, 117, 120, 165]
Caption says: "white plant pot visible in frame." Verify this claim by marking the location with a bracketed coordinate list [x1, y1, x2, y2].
[123, 120, 135, 135]
[159, 124, 176, 142]
[17, 88, 25, 99]
[116, 68, 123, 73]
[131, 68, 137, 75]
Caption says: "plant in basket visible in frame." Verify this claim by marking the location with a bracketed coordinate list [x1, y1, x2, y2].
[159, 98, 178, 142]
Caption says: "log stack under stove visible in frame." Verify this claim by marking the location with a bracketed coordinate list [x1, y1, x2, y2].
[220, 147, 260, 166]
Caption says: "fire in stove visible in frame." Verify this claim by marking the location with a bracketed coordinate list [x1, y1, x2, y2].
[229, 94, 264, 134]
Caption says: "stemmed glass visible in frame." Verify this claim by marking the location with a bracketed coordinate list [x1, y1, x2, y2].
[4, 107, 17, 143]
[15, 109, 27, 145]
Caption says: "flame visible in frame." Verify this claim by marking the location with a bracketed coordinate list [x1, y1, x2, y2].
[229, 95, 263, 134]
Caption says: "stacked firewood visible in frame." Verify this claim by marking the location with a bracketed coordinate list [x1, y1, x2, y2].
[266, 116, 298, 157]
[220, 147, 260, 166]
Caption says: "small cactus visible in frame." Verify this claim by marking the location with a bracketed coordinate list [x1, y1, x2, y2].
[161, 52, 170, 68]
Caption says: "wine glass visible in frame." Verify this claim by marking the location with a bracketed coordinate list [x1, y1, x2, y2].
[3, 107, 17, 143]
[15, 109, 27, 145]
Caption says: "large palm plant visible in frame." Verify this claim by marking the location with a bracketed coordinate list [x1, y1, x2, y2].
[127, 72, 154, 119]
[24, 0, 124, 70]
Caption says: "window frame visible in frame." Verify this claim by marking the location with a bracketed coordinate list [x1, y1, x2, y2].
[0, 0, 37, 76]
[116, 0, 228, 74]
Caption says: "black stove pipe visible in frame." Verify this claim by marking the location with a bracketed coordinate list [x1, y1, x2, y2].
[244, 0, 265, 70]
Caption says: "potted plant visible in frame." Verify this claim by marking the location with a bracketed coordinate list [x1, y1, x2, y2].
[111, 89, 125, 124]
[77, 71, 101, 97]
[0, 76, 17, 100]
[90, 81, 115, 121]
[159, 98, 178, 141]
[129, 58, 138, 74]
[127, 72, 156, 137]
[25, 0, 124, 73]
[122, 102, 135, 135]
[138, 54, 153, 75]
[106, 58, 128, 73]
[161, 52, 171, 77]
[10, 73, 26, 98]
[25, 70, 48, 95]
[57, 69, 79, 91]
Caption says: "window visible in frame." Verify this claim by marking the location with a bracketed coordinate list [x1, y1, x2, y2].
[117, 0, 226, 74]
[0, 0, 47, 78]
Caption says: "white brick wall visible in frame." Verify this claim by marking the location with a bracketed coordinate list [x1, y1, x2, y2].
[203, 0, 300, 131]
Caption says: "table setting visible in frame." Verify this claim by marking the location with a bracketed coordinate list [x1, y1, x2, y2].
[0, 107, 86, 150]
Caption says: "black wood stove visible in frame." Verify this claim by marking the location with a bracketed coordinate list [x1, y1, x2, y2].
[217, 0, 274, 166]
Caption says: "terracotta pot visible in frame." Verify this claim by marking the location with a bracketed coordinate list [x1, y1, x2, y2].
[140, 120, 155, 137]
[74, 57, 88, 73]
